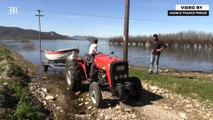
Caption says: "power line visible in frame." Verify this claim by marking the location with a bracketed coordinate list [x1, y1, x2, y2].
[22, 9, 213, 24]
[131, 18, 213, 24]
[42, 10, 213, 25]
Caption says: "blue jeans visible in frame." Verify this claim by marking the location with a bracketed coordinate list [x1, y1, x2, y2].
[149, 54, 160, 74]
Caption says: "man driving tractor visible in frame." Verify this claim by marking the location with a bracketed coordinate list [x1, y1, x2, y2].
[89, 38, 99, 56]
[88, 38, 99, 79]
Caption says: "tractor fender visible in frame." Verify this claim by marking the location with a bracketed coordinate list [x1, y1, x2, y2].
[80, 62, 87, 80]
[72, 58, 87, 80]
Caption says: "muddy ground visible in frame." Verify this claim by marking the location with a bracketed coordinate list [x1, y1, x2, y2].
[28, 67, 213, 120]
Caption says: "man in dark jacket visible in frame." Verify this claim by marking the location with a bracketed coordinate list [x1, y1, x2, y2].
[149, 34, 167, 74]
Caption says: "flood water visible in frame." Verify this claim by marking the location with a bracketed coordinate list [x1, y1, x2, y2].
[1, 39, 213, 72]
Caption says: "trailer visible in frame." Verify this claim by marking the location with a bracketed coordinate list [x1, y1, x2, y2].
[42, 48, 79, 71]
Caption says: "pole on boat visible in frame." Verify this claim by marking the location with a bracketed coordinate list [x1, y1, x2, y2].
[36, 10, 44, 79]
[123, 0, 130, 61]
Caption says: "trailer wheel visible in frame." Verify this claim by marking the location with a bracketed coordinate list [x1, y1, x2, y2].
[89, 82, 102, 108]
[129, 77, 142, 99]
[43, 65, 48, 72]
[42, 61, 49, 72]
[65, 60, 81, 92]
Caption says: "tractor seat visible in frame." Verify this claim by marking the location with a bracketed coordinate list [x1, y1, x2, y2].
[84, 54, 93, 63]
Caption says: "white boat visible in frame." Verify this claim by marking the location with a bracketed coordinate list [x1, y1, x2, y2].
[44, 48, 79, 61]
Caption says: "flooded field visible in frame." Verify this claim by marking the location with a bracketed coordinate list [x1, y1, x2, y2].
[1, 39, 213, 72]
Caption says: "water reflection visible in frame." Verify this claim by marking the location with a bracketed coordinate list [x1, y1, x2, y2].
[1, 39, 212, 72]
[0, 40, 36, 51]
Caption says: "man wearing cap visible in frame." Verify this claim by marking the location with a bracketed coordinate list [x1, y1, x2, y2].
[149, 34, 167, 74]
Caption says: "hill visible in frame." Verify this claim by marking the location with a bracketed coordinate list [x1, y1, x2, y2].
[0, 26, 72, 40]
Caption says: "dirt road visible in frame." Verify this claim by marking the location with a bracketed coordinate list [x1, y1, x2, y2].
[29, 70, 213, 120]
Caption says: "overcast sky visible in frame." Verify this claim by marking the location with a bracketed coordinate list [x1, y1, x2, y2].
[0, 0, 212, 37]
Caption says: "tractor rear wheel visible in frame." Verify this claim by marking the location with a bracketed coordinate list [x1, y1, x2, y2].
[89, 82, 102, 108]
[65, 60, 82, 92]
[129, 77, 142, 99]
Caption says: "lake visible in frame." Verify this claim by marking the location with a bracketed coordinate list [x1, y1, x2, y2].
[1, 39, 213, 72]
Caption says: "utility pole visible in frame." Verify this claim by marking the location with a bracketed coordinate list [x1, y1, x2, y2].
[123, 0, 130, 61]
[36, 10, 44, 53]
[36, 10, 44, 78]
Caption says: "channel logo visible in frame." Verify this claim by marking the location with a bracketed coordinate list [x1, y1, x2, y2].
[168, 5, 209, 16]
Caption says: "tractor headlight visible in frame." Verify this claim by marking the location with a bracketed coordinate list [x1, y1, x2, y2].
[119, 74, 123, 79]
[114, 75, 118, 80]
[124, 74, 127, 78]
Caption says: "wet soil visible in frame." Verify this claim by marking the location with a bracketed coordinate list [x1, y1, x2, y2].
[32, 71, 81, 120]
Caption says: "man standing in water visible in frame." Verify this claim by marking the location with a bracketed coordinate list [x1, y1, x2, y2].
[149, 34, 167, 74]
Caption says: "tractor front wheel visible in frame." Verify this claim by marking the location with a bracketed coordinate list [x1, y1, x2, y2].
[129, 77, 142, 99]
[89, 82, 102, 108]
[65, 60, 81, 92]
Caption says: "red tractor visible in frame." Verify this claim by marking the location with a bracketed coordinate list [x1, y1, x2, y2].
[65, 53, 142, 107]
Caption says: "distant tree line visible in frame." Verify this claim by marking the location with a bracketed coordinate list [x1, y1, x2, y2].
[109, 31, 213, 49]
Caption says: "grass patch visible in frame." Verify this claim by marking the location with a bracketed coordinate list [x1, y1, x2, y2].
[0, 45, 11, 60]
[0, 81, 45, 120]
[129, 67, 213, 102]
[9, 81, 45, 120]
[0, 45, 46, 119]
[0, 68, 45, 119]
[7, 61, 31, 84]
[0, 66, 4, 73]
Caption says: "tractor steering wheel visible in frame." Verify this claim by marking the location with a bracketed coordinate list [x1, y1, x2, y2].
[97, 52, 103, 54]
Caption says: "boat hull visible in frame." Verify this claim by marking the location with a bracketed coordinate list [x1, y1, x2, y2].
[44, 48, 79, 61]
